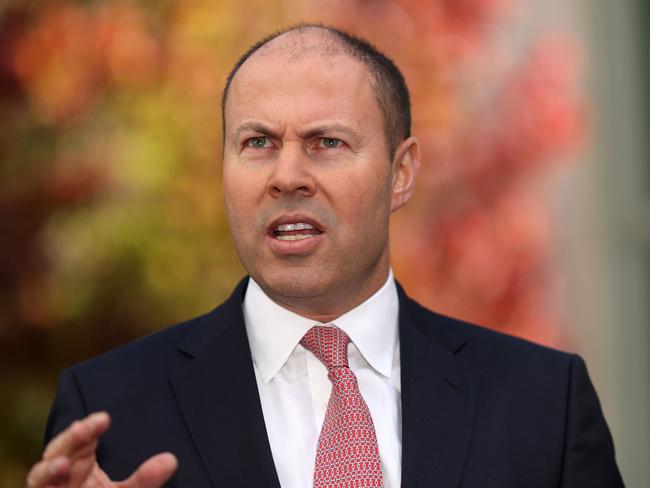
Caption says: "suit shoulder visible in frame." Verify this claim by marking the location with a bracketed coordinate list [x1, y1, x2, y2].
[403, 295, 575, 371]
[67, 279, 248, 378]
[65, 304, 226, 382]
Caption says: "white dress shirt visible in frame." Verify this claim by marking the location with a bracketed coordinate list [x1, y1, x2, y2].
[243, 272, 402, 488]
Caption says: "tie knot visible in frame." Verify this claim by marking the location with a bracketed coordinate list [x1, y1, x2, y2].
[300, 326, 350, 370]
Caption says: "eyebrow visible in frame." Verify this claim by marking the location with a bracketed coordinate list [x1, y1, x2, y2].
[232, 122, 277, 144]
[231, 121, 362, 145]
[299, 124, 362, 145]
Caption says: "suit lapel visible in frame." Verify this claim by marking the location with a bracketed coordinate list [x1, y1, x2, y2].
[398, 286, 482, 488]
[169, 279, 281, 488]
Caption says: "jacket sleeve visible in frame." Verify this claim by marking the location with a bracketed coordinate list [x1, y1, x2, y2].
[560, 354, 625, 487]
[44, 367, 89, 445]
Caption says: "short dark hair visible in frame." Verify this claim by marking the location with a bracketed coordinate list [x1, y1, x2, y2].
[221, 24, 412, 159]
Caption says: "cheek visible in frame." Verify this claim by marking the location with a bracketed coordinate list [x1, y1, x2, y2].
[222, 169, 260, 241]
[223, 164, 262, 211]
[334, 171, 392, 235]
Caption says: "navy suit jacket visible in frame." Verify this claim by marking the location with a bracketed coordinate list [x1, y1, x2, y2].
[45, 278, 624, 487]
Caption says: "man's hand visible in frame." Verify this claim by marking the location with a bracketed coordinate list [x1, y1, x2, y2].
[27, 412, 178, 488]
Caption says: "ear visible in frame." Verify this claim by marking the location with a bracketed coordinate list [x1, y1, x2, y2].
[390, 136, 421, 212]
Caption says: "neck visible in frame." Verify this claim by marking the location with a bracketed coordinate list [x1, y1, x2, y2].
[260, 268, 391, 323]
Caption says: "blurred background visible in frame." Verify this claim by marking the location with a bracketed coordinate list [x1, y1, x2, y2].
[0, 0, 647, 485]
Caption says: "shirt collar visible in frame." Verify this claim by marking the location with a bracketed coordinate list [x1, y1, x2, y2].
[243, 271, 399, 383]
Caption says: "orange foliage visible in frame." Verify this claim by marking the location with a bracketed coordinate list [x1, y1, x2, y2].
[0, 2, 586, 480]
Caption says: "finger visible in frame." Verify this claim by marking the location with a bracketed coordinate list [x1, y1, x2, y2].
[43, 411, 110, 460]
[26, 455, 70, 488]
[117, 453, 178, 488]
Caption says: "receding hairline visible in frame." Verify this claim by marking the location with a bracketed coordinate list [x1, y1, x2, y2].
[242, 26, 347, 61]
[224, 26, 369, 109]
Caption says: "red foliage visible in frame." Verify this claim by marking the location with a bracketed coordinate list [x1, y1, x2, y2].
[4, 1, 162, 124]
[332, 0, 586, 347]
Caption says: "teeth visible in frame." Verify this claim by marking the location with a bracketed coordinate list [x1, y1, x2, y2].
[275, 223, 315, 232]
[276, 234, 317, 241]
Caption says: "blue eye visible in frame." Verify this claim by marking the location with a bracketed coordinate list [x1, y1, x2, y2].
[245, 137, 269, 148]
[320, 138, 342, 148]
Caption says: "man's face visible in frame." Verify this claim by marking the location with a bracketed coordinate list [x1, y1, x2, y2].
[222, 34, 410, 318]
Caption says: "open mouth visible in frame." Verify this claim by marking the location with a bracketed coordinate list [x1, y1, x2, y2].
[272, 222, 322, 241]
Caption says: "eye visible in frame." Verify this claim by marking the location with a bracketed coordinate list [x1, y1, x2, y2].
[319, 138, 343, 149]
[245, 136, 271, 149]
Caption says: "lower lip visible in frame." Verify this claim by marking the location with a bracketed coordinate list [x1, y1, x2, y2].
[265, 232, 324, 255]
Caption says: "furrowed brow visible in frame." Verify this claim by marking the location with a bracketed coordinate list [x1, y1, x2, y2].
[300, 124, 361, 144]
[232, 122, 277, 143]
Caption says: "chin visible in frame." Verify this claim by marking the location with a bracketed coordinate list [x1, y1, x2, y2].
[253, 268, 332, 301]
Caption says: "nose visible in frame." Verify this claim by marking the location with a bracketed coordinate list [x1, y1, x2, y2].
[267, 144, 315, 198]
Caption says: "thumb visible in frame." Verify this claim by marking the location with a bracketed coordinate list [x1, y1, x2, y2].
[116, 452, 178, 488]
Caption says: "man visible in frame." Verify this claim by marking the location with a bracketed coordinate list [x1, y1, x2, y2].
[28, 24, 624, 488]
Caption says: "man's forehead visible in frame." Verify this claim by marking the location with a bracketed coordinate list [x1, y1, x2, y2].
[227, 56, 375, 129]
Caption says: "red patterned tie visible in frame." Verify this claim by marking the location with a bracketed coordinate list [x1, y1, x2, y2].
[301, 325, 384, 488]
